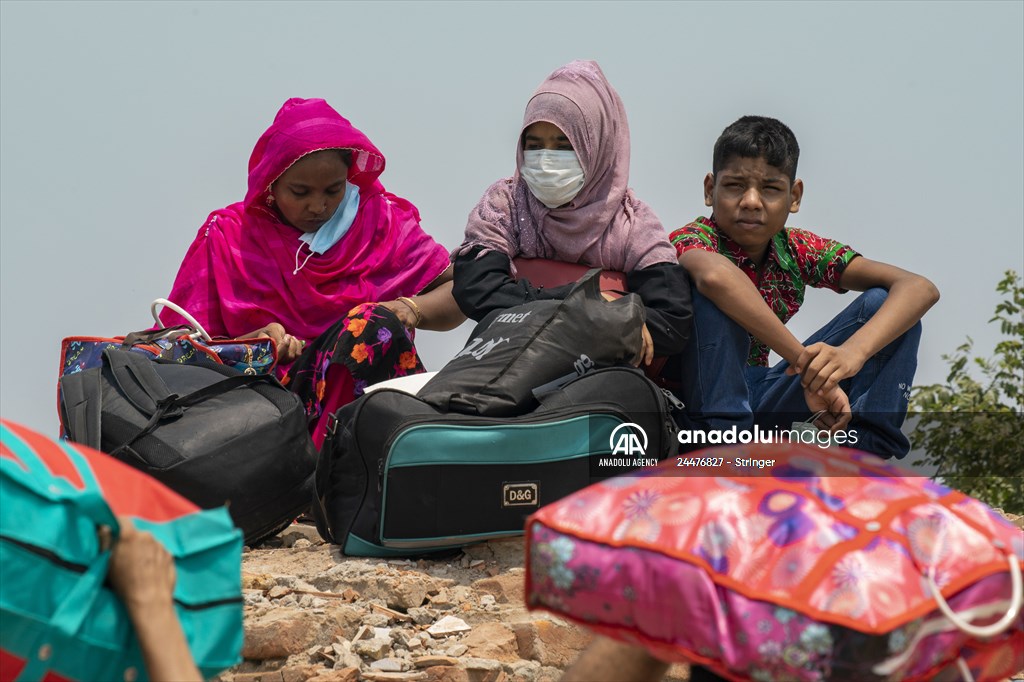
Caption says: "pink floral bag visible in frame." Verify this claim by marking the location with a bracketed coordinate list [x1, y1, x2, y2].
[526, 444, 1023, 681]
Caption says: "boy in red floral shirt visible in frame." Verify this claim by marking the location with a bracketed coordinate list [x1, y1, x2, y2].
[669, 116, 939, 458]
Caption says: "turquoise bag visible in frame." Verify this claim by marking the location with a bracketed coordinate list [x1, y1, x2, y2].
[0, 420, 243, 681]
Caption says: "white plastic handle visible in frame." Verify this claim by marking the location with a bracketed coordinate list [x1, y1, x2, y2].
[956, 657, 975, 682]
[928, 553, 1023, 639]
[151, 298, 212, 342]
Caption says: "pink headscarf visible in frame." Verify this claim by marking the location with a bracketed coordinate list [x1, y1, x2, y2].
[460, 60, 676, 273]
[161, 98, 450, 342]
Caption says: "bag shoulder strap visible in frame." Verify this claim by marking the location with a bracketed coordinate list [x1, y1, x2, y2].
[103, 347, 181, 419]
[59, 369, 104, 450]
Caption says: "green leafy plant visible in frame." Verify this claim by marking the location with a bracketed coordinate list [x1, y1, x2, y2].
[909, 270, 1023, 514]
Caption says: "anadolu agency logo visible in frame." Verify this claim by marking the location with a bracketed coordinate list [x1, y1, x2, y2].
[610, 422, 647, 456]
[600, 423, 658, 469]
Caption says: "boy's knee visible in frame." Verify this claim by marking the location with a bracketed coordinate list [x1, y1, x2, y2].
[691, 287, 747, 343]
[856, 287, 889, 316]
[905, 318, 922, 343]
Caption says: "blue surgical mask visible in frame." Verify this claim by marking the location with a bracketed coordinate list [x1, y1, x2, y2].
[299, 183, 361, 255]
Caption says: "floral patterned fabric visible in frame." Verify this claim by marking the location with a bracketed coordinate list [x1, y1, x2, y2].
[526, 444, 1023, 681]
[60, 334, 277, 378]
[57, 332, 278, 437]
[283, 303, 425, 446]
[669, 216, 860, 366]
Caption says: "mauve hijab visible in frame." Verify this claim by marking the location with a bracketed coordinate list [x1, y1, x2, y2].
[460, 60, 676, 274]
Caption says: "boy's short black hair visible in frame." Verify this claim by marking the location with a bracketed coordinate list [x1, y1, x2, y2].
[713, 116, 800, 182]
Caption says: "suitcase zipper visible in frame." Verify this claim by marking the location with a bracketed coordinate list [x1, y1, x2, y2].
[373, 401, 627, 493]
[0, 534, 243, 609]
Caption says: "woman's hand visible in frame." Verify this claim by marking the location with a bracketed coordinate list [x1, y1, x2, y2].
[380, 299, 419, 329]
[637, 324, 654, 367]
[253, 322, 304, 364]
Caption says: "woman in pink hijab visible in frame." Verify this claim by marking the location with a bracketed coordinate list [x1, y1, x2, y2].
[161, 98, 464, 446]
[454, 60, 691, 365]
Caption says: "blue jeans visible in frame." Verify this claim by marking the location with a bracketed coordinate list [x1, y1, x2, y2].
[675, 287, 920, 458]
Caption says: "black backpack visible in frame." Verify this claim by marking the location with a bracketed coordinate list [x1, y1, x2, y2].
[59, 348, 316, 544]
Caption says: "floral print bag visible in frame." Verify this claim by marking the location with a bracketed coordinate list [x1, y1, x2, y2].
[526, 444, 1023, 681]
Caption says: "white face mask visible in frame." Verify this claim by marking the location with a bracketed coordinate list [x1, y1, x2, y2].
[520, 149, 585, 209]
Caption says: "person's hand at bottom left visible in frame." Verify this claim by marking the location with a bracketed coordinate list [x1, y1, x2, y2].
[105, 518, 202, 682]
[107, 518, 176, 611]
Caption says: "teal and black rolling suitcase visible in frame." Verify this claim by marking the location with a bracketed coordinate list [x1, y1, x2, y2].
[312, 367, 679, 557]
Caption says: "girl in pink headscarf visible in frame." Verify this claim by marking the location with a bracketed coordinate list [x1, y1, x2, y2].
[161, 98, 464, 446]
[454, 60, 691, 365]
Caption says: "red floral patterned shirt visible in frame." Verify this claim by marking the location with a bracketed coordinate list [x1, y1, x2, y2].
[669, 216, 860, 366]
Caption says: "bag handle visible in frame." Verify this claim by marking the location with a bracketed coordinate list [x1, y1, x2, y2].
[565, 268, 604, 301]
[927, 553, 1022, 638]
[104, 347, 180, 419]
[151, 298, 212, 342]
[566, 268, 645, 366]
[121, 324, 195, 348]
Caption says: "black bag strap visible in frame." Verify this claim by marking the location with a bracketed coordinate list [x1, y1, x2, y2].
[104, 348, 180, 418]
[59, 370, 104, 450]
[171, 372, 274, 409]
[311, 413, 341, 544]
[121, 325, 195, 348]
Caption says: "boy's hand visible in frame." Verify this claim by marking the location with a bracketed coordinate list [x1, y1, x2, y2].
[787, 343, 867, 395]
[804, 385, 852, 432]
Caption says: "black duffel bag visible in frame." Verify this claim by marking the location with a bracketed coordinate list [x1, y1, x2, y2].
[59, 347, 316, 544]
[419, 268, 645, 417]
[314, 366, 680, 557]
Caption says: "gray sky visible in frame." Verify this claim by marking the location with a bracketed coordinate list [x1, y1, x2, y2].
[2, 1, 1022, 436]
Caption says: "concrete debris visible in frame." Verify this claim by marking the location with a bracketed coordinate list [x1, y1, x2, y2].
[352, 636, 392, 660]
[216, 531, 602, 682]
[370, 657, 410, 672]
[427, 615, 472, 637]
[361, 672, 428, 682]
[413, 655, 460, 667]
